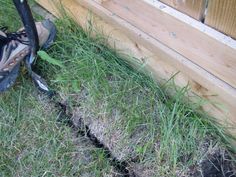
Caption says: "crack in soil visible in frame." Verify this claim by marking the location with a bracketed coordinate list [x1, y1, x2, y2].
[47, 95, 236, 177]
[33, 4, 236, 177]
[56, 102, 134, 177]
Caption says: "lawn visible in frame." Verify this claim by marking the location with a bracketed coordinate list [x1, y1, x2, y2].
[0, 0, 235, 176]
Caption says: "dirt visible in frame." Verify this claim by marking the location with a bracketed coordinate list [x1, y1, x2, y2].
[32, 3, 236, 177]
[70, 93, 236, 177]
[37, 93, 124, 176]
[197, 148, 236, 177]
[34, 57, 236, 177]
[71, 133, 123, 177]
[72, 106, 138, 161]
[34, 60, 236, 177]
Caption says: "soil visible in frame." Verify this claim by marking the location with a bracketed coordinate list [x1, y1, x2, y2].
[70, 94, 236, 177]
[33, 3, 236, 177]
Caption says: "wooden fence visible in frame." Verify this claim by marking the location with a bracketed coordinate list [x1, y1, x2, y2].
[160, 0, 236, 39]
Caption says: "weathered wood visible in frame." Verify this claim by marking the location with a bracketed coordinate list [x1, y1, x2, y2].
[160, 0, 206, 20]
[205, 0, 236, 39]
[36, 0, 236, 136]
[144, 0, 236, 48]
[101, 0, 236, 88]
[94, 0, 109, 4]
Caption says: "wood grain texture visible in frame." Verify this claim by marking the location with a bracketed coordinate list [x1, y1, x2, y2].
[36, 0, 236, 136]
[94, 0, 109, 4]
[160, 0, 206, 20]
[205, 0, 236, 39]
[101, 0, 236, 88]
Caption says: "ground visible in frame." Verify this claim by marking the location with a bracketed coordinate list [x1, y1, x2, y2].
[0, 0, 236, 177]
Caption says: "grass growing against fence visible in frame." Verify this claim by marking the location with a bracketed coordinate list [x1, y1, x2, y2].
[39, 12, 235, 176]
[0, 0, 235, 176]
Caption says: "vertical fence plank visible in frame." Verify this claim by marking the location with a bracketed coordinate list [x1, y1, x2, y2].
[205, 0, 236, 39]
[160, 0, 206, 20]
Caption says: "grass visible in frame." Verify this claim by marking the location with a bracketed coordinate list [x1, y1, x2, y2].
[0, 0, 235, 176]
[0, 1, 116, 176]
[0, 69, 115, 175]
[1, 85, 73, 176]
[0, 62, 115, 176]
[41, 11, 235, 175]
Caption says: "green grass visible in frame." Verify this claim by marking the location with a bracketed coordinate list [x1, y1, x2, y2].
[0, 1, 115, 176]
[0, 72, 114, 176]
[0, 0, 235, 176]
[0, 75, 115, 176]
[42, 12, 235, 176]
[0, 84, 72, 176]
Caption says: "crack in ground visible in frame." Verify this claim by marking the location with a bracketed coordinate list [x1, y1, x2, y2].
[52, 99, 236, 177]
[56, 102, 134, 177]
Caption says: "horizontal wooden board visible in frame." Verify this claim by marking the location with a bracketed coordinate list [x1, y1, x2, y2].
[36, 0, 236, 137]
[100, 0, 236, 89]
[160, 0, 206, 20]
[94, 0, 108, 4]
[205, 0, 236, 39]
